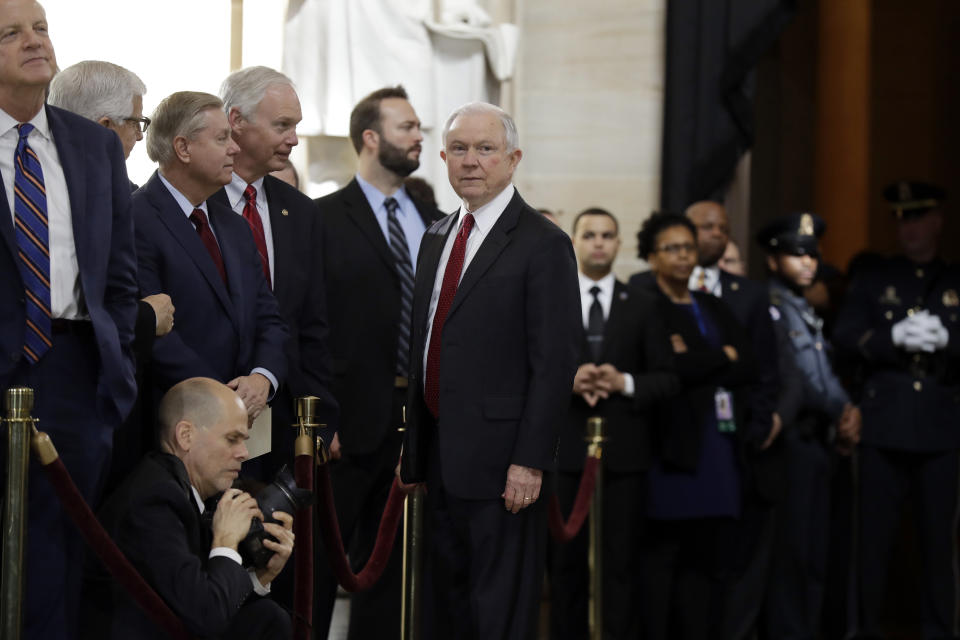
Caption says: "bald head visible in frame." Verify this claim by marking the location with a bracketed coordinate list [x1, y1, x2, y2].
[685, 201, 729, 267]
[158, 377, 245, 448]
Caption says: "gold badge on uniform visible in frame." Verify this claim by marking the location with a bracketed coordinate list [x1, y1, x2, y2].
[944, 289, 959, 307]
[879, 286, 901, 305]
[799, 213, 814, 236]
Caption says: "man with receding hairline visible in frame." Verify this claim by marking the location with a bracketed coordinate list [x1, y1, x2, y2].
[400, 101, 580, 638]
[89, 378, 295, 639]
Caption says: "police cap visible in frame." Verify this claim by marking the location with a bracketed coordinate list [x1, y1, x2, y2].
[756, 212, 825, 256]
[883, 180, 945, 220]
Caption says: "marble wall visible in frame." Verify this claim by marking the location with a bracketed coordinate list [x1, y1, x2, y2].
[511, 0, 666, 280]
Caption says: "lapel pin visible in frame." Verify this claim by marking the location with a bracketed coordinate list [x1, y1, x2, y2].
[619, 291, 628, 300]
[281, 209, 289, 216]
[730, 282, 739, 291]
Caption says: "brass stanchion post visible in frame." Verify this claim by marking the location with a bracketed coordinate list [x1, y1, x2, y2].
[399, 407, 423, 640]
[295, 396, 327, 464]
[585, 416, 607, 640]
[1, 387, 36, 640]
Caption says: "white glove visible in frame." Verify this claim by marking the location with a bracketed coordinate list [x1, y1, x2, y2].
[892, 314, 926, 350]
[921, 313, 949, 351]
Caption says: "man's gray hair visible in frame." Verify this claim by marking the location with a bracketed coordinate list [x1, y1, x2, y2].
[146, 92, 224, 167]
[47, 60, 146, 124]
[441, 101, 519, 152]
[219, 66, 295, 121]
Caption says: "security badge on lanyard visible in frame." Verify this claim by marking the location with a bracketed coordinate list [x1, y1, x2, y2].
[715, 388, 735, 433]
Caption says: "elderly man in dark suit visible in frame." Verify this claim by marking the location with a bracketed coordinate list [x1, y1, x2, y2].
[0, 2, 138, 637]
[211, 65, 337, 482]
[400, 102, 581, 639]
[312, 85, 442, 638]
[92, 377, 294, 640]
[133, 91, 287, 420]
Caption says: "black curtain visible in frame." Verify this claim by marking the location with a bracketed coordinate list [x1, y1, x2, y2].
[660, 0, 796, 211]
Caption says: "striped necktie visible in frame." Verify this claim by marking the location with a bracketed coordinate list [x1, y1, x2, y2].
[13, 123, 51, 363]
[384, 197, 415, 377]
[241, 184, 271, 290]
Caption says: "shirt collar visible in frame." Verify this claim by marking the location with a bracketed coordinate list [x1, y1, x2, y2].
[689, 265, 720, 292]
[355, 173, 412, 214]
[0, 105, 51, 142]
[224, 172, 265, 209]
[578, 271, 615, 298]
[158, 171, 209, 218]
[455, 183, 515, 236]
[191, 485, 205, 514]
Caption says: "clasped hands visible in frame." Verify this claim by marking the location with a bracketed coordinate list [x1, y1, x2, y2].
[228, 372, 271, 421]
[573, 362, 625, 407]
[891, 310, 949, 353]
[835, 402, 862, 455]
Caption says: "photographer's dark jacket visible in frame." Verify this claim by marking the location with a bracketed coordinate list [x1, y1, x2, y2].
[88, 451, 255, 639]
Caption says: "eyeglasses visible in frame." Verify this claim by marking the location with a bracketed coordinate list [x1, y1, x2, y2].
[656, 242, 696, 256]
[123, 116, 151, 133]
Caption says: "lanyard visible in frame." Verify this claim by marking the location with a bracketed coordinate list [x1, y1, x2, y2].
[688, 296, 708, 337]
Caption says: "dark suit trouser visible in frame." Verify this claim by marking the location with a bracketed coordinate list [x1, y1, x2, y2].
[721, 498, 776, 640]
[425, 455, 547, 640]
[227, 596, 293, 640]
[548, 469, 646, 640]
[856, 446, 960, 640]
[641, 517, 736, 640]
[13, 333, 115, 640]
[313, 388, 405, 639]
[762, 434, 831, 640]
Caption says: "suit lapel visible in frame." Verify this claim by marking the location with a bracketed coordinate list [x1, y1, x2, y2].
[146, 174, 234, 316]
[47, 106, 91, 277]
[445, 192, 523, 321]
[208, 202, 245, 335]
[343, 178, 396, 277]
[413, 214, 456, 334]
[263, 176, 294, 298]
[601, 280, 629, 361]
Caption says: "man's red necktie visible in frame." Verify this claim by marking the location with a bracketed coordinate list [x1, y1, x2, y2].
[242, 184, 272, 290]
[190, 208, 227, 286]
[424, 213, 475, 418]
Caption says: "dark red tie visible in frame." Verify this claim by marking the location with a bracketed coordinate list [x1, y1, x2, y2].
[425, 213, 475, 418]
[242, 184, 272, 290]
[190, 208, 227, 286]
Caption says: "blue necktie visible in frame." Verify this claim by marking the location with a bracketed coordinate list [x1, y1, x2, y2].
[384, 197, 415, 377]
[13, 123, 51, 363]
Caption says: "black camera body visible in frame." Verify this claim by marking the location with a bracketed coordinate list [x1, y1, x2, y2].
[238, 466, 313, 568]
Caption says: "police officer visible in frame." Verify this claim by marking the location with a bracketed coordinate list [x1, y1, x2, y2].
[834, 182, 960, 640]
[758, 212, 862, 639]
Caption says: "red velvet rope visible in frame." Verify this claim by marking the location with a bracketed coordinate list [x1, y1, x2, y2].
[548, 455, 600, 543]
[38, 456, 192, 640]
[315, 464, 405, 592]
[292, 453, 314, 640]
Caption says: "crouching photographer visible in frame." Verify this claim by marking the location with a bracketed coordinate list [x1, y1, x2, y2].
[82, 377, 296, 640]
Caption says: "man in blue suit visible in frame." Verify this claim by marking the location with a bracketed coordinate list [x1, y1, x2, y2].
[133, 91, 287, 424]
[0, 1, 138, 637]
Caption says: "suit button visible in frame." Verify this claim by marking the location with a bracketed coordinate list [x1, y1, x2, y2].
[913, 381, 922, 392]
[885, 311, 893, 320]
[916, 268, 924, 278]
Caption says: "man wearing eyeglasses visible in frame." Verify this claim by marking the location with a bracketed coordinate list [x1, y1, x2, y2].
[48, 59, 175, 493]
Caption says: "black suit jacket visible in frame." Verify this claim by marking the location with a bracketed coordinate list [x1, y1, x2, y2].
[401, 190, 581, 499]
[649, 289, 757, 472]
[211, 176, 338, 465]
[94, 452, 253, 639]
[558, 280, 678, 473]
[314, 178, 442, 454]
[134, 172, 288, 391]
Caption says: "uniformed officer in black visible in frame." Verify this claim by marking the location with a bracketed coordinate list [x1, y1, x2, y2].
[834, 182, 960, 640]
[758, 212, 862, 639]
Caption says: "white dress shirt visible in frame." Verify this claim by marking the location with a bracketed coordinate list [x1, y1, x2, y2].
[577, 271, 634, 397]
[157, 173, 278, 395]
[422, 183, 515, 378]
[191, 485, 270, 596]
[224, 173, 275, 283]
[0, 107, 84, 319]
[689, 265, 722, 297]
